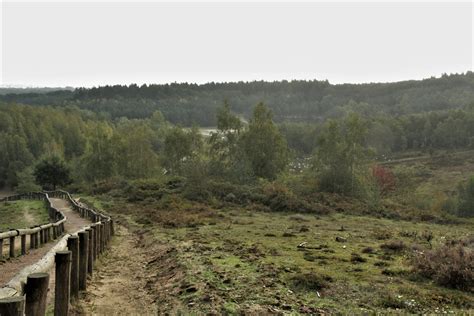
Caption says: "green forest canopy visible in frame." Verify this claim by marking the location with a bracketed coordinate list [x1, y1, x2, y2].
[1, 72, 473, 126]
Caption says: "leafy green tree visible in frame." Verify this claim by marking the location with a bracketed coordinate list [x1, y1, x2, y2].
[15, 167, 42, 193]
[34, 156, 72, 190]
[163, 126, 203, 174]
[241, 102, 288, 180]
[457, 176, 474, 217]
[80, 124, 117, 182]
[116, 123, 159, 179]
[208, 101, 244, 177]
[313, 113, 370, 195]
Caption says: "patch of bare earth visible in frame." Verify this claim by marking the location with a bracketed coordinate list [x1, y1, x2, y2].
[75, 225, 163, 315]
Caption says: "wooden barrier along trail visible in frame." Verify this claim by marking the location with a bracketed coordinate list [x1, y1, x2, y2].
[0, 190, 114, 316]
[0, 198, 90, 287]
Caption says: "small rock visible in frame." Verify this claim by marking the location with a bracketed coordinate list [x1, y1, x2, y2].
[335, 236, 347, 242]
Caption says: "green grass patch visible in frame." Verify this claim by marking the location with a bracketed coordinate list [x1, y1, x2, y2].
[0, 200, 49, 231]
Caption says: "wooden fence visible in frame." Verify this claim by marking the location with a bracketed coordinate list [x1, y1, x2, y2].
[0, 192, 66, 260]
[0, 190, 114, 316]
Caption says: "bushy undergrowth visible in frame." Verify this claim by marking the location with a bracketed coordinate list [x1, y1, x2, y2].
[411, 238, 474, 291]
[289, 273, 333, 292]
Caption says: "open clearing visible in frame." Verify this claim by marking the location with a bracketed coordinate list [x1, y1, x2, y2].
[0, 200, 49, 231]
[80, 203, 473, 314]
[78, 153, 474, 314]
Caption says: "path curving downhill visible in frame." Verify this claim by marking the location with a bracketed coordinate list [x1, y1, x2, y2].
[76, 225, 157, 315]
[0, 198, 91, 286]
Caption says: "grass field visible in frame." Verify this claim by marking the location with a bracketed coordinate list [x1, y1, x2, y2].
[0, 200, 49, 231]
[83, 151, 474, 314]
[142, 210, 473, 314]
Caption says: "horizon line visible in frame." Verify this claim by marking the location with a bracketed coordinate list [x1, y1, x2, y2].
[1, 70, 472, 90]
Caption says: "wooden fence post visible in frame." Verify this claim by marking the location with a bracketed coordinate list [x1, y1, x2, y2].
[110, 219, 115, 236]
[34, 232, 39, 249]
[78, 231, 89, 291]
[86, 228, 94, 276]
[99, 223, 105, 254]
[21, 235, 27, 255]
[30, 233, 35, 250]
[54, 251, 72, 316]
[67, 236, 79, 300]
[0, 296, 25, 316]
[91, 225, 98, 261]
[24, 272, 49, 316]
[9, 236, 15, 258]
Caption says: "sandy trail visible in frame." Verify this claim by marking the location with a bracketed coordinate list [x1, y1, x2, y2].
[76, 225, 157, 315]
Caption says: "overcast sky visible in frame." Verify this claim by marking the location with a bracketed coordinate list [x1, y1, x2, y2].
[0, 1, 472, 87]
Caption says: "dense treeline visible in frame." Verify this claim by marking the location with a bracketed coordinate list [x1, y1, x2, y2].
[281, 108, 474, 155]
[1, 72, 474, 219]
[1, 72, 474, 126]
[0, 87, 73, 95]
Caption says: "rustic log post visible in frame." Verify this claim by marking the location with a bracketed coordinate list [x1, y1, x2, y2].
[95, 224, 101, 257]
[24, 272, 49, 316]
[34, 232, 39, 249]
[21, 235, 27, 255]
[0, 238, 3, 259]
[86, 228, 94, 276]
[67, 236, 79, 300]
[54, 251, 71, 316]
[0, 296, 25, 316]
[110, 219, 115, 236]
[103, 222, 108, 247]
[40, 229, 44, 245]
[91, 225, 98, 261]
[30, 233, 35, 250]
[53, 226, 57, 239]
[99, 223, 105, 254]
[9, 236, 15, 258]
[78, 231, 89, 291]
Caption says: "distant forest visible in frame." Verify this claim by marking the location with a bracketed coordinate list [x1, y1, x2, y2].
[1, 72, 474, 126]
[1, 73, 474, 221]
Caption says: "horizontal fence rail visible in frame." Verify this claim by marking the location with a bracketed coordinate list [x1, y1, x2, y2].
[0, 192, 66, 260]
[0, 190, 114, 316]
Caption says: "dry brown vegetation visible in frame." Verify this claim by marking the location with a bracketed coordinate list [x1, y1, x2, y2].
[411, 236, 474, 292]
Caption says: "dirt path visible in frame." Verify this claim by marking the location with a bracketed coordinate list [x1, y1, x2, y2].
[0, 198, 91, 286]
[23, 208, 35, 227]
[76, 225, 157, 315]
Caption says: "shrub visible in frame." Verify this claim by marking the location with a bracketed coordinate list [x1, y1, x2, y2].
[380, 240, 406, 253]
[289, 273, 332, 291]
[372, 165, 396, 195]
[457, 176, 474, 217]
[411, 243, 474, 291]
[350, 253, 367, 263]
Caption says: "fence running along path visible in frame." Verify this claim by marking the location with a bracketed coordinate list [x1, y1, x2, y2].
[0, 192, 66, 261]
[0, 190, 114, 316]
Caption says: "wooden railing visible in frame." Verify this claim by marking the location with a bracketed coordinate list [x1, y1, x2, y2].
[0, 192, 66, 260]
[0, 190, 114, 316]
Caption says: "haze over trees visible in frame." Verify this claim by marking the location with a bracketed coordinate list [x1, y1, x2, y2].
[0, 73, 473, 219]
[1, 74, 473, 313]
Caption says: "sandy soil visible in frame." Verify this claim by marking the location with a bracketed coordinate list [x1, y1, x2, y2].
[75, 225, 157, 315]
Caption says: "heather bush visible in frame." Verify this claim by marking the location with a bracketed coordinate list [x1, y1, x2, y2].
[411, 243, 474, 291]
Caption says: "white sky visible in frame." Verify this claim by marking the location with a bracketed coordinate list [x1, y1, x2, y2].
[0, 1, 473, 87]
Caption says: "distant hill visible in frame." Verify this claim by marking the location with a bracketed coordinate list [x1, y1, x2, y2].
[1, 72, 473, 126]
[0, 87, 73, 95]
